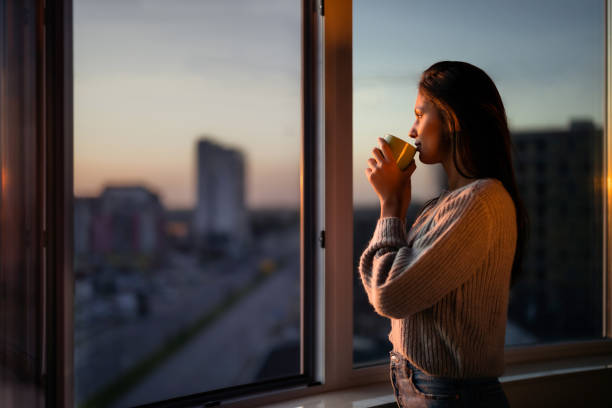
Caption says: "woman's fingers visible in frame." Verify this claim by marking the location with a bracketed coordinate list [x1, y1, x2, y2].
[367, 158, 378, 170]
[378, 138, 393, 161]
[372, 147, 385, 164]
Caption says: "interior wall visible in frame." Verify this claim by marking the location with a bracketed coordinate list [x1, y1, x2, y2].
[0, 0, 45, 407]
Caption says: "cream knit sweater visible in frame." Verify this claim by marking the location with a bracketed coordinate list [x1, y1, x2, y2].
[359, 178, 517, 379]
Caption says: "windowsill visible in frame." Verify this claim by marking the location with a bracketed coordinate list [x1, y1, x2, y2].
[500, 352, 612, 382]
[261, 353, 612, 408]
[262, 382, 396, 408]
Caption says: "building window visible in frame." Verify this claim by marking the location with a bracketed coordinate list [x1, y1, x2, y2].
[73, 1, 307, 406]
[353, 0, 604, 365]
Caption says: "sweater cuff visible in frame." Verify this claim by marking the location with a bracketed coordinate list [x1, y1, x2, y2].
[372, 217, 407, 246]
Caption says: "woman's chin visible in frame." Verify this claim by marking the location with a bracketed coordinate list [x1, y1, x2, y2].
[419, 155, 433, 164]
[418, 153, 442, 165]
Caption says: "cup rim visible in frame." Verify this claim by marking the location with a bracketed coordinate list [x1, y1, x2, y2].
[385, 133, 416, 148]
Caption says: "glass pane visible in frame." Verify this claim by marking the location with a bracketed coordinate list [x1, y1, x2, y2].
[73, 1, 302, 406]
[353, 0, 604, 366]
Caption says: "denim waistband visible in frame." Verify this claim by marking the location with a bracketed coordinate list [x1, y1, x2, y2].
[389, 351, 500, 386]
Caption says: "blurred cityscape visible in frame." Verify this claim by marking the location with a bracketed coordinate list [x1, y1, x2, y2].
[353, 119, 604, 365]
[74, 138, 301, 407]
[74, 120, 604, 406]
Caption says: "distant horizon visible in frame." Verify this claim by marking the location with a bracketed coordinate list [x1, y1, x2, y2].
[72, 189, 426, 213]
[74, 119, 602, 211]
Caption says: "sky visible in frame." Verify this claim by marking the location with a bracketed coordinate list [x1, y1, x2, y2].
[74, 0, 604, 209]
[353, 0, 605, 205]
[74, 0, 301, 209]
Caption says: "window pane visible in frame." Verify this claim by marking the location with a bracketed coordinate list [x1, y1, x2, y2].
[73, 1, 302, 406]
[353, 0, 604, 366]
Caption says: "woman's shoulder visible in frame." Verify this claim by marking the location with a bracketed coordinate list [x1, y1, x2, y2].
[440, 178, 514, 215]
[409, 178, 514, 244]
[472, 178, 514, 208]
[441, 177, 506, 198]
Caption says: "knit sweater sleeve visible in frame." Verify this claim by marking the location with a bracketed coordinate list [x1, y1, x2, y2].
[358, 192, 493, 319]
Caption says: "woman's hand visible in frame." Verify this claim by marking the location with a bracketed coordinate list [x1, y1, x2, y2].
[365, 137, 417, 219]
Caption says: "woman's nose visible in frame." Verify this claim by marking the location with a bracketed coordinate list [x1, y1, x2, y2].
[408, 126, 417, 139]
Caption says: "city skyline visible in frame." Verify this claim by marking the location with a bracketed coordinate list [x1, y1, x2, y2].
[74, 120, 602, 211]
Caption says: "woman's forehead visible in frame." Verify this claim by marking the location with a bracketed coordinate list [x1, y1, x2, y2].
[414, 92, 432, 110]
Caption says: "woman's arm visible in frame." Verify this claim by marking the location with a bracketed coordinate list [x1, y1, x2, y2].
[358, 192, 493, 319]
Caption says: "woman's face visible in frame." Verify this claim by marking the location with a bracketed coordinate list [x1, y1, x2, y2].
[408, 91, 449, 165]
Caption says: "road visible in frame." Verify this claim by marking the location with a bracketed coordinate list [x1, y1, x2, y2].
[111, 255, 300, 407]
[74, 250, 291, 405]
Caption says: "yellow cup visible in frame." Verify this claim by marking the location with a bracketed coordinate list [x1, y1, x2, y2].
[384, 134, 417, 171]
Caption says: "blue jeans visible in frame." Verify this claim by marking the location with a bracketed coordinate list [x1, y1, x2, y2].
[389, 351, 511, 408]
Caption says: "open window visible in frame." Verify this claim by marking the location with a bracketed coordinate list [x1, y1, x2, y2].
[1, 0, 611, 407]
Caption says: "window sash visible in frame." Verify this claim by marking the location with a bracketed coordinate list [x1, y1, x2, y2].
[45, 0, 322, 407]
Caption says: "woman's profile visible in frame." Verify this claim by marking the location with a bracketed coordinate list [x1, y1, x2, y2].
[359, 60, 528, 407]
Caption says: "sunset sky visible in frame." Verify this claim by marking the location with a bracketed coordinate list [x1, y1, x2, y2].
[74, 0, 604, 210]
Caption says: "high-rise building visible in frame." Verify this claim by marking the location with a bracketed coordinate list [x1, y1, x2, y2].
[194, 138, 249, 258]
[510, 120, 603, 338]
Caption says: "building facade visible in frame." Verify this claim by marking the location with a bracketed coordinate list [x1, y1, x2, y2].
[509, 120, 603, 339]
[194, 138, 249, 258]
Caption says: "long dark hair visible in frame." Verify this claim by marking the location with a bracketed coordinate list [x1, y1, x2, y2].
[418, 61, 529, 289]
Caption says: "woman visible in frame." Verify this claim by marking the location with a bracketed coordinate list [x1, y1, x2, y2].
[359, 61, 528, 408]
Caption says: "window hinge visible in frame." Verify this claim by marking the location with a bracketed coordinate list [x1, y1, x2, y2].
[319, 230, 325, 248]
